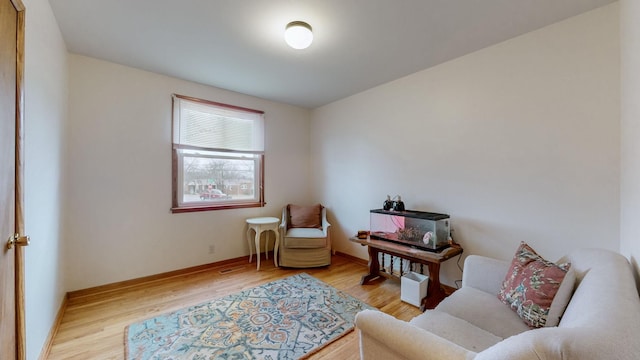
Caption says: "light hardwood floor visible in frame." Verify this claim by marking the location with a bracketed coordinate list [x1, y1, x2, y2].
[46, 254, 422, 360]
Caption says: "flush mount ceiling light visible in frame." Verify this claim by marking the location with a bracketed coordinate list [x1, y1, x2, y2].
[284, 21, 313, 50]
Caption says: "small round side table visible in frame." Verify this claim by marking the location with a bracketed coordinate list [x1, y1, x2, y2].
[246, 217, 280, 270]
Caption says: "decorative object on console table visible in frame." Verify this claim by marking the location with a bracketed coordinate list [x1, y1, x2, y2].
[383, 195, 393, 211]
[392, 195, 405, 211]
[350, 236, 462, 311]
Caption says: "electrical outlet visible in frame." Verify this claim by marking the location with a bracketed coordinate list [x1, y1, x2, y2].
[208, 244, 215, 254]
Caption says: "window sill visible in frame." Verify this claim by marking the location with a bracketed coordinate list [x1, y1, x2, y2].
[171, 202, 265, 213]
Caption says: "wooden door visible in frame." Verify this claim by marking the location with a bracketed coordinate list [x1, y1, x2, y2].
[1, 0, 26, 359]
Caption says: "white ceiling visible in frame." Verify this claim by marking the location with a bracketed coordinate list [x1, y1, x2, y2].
[49, 0, 615, 109]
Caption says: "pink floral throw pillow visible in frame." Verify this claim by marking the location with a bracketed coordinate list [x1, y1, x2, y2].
[498, 242, 571, 328]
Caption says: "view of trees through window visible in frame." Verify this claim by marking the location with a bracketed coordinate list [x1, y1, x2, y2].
[181, 153, 257, 202]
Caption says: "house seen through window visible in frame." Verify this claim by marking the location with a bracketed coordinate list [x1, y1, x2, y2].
[171, 94, 265, 212]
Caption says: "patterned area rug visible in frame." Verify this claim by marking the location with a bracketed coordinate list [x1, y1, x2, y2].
[125, 273, 374, 360]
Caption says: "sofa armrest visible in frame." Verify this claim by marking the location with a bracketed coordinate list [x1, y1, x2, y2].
[355, 310, 476, 360]
[461, 255, 510, 295]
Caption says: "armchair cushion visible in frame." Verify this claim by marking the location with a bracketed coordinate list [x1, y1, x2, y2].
[283, 228, 328, 248]
[288, 204, 322, 228]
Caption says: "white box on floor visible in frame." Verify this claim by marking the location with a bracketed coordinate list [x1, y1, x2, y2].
[401, 272, 429, 307]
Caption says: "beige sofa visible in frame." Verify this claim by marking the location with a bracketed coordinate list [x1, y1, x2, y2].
[355, 248, 640, 360]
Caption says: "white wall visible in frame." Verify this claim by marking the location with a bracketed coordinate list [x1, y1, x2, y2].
[65, 55, 311, 290]
[22, 0, 68, 359]
[620, 0, 640, 288]
[311, 4, 620, 287]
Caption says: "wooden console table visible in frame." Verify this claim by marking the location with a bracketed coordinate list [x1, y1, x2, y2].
[350, 236, 463, 311]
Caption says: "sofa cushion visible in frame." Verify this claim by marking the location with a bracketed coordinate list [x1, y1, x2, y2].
[409, 310, 502, 352]
[435, 286, 530, 339]
[498, 242, 572, 328]
[288, 204, 322, 228]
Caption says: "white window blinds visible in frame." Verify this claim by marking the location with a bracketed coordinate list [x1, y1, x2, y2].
[173, 95, 264, 152]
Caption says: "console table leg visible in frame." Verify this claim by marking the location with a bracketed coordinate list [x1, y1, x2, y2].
[360, 246, 381, 285]
[420, 262, 446, 310]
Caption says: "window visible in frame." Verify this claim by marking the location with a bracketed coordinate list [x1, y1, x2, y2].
[171, 94, 265, 212]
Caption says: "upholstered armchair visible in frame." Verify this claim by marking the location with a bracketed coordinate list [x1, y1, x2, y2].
[278, 204, 331, 268]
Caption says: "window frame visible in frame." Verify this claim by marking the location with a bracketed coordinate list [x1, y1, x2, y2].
[171, 94, 265, 213]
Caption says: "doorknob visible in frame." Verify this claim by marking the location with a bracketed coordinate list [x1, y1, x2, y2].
[7, 233, 30, 249]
